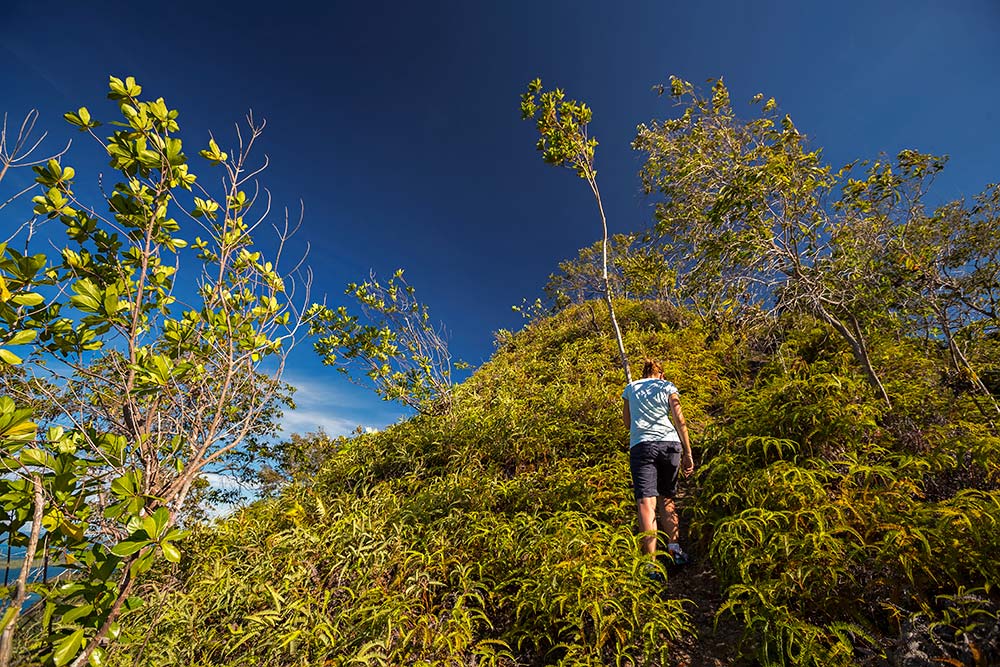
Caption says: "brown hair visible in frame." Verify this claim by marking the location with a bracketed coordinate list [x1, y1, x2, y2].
[641, 358, 663, 378]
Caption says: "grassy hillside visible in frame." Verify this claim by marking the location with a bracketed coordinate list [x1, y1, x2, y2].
[102, 301, 1000, 666]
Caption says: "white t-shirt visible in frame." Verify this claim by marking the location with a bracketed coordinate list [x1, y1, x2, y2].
[622, 378, 680, 448]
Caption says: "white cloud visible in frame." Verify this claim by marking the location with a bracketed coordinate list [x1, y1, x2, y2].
[198, 472, 260, 520]
[201, 472, 257, 493]
[279, 373, 394, 437]
[279, 409, 362, 437]
[284, 373, 362, 407]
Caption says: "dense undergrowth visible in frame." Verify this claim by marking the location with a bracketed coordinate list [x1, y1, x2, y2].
[102, 301, 999, 666]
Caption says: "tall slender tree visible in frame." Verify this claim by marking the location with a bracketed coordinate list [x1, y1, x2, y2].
[521, 79, 632, 382]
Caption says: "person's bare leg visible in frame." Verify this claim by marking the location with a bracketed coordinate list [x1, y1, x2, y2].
[636, 497, 658, 555]
[658, 497, 679, 544]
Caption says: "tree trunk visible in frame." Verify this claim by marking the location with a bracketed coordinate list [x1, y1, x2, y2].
[814, 302, 892, 408]
[0, 475, 44, 667]
[69, 559, 137, 667]
[603, 278, 631, 383]
[590, 176, 632, 383]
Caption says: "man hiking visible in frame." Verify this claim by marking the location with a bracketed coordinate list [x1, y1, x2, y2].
[622, 358, 695, 573]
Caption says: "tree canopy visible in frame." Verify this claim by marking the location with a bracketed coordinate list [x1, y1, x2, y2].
[1, 76, 306, 667]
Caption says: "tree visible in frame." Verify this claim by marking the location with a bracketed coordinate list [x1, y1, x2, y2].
[634, 77, 1000, 413]
[873, 174, 1000, 419]
[308, 270, 457, 416]
[0, 76, 306, 666]
[255, 429, 340, 497]
[520, 79, 632, 382]
[0, 108, 73, 667]
[544, 232, 675, 310]
[634, 77, 896, 405]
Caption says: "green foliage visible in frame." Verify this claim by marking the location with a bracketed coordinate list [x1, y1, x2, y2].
[544, 233, 677, 311]
[692, 313, 999, 665]
[254, 429, 341, 498]
[91, 293, 1000, 666]
[521, 79, 632, 381]
[635, 76, 1000, 417]
[519, 78, 597, 180]
[103, 301, 718, 665]
[635, 76, 831, 314]
[1, 77, 303, 665]
[309, 270, 456, 415]
[10, 72, 995, 667]
[635, 80, 924, 408]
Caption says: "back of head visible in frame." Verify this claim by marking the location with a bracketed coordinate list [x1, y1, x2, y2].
[642, 358, 663, 379]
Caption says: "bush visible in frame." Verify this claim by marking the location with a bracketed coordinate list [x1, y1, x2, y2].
[105, 301, 1000, 666]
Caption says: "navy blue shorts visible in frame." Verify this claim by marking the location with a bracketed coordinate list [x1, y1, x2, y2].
[629, 440, 681, 501]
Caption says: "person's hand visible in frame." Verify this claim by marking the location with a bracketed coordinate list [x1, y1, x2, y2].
[681, 452, 694, 477]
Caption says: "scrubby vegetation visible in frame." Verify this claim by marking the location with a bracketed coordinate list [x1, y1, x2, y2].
[5, 74, 1000, 666]
[99, 299, 999, 666]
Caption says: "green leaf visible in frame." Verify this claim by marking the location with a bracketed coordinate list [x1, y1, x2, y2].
[129, 548, 155, 577]
[151, 506, 170, 535]
[70, 279, 102, 313]
[141, 514, 157, 539]
[0, 605, 18, 633]
[103, 285, 119, 316]
[0, 349, 23, 365]
[122, 597, 144, 612]
[6, 329, 38, 346]
[10, 292, 44, 306]
[18, 448, 52, 468]
[110, 470, 140, 497]
[88, 647, 106, 667]
[103, 502, 126, 521]
[62, 603, 94, 625]
[53, 628, 85, 666]
[163, 528, 188, 542]
[198, 138, 228, 164]
[110, 539, 147, 557]
[161, 540, 181, 563]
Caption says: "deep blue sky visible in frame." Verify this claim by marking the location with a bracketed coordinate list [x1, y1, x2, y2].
[2, 1, 998, 435]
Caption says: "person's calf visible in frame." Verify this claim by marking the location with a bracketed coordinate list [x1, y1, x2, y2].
[636, 497, 659, 555]
[657, 497, 679, 543]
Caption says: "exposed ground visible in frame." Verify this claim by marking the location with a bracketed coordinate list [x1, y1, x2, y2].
[660, 491, 750, 667]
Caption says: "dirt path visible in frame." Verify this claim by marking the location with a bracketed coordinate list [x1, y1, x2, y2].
[661, 553, 747, 667]
[659, 494, 750, 667]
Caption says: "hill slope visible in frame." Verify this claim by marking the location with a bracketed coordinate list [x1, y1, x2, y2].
[104, 301, 1000, 666]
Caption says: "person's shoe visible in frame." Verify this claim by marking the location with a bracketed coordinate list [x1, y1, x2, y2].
[667, 547, 690, 566]
[643, 563, 665, 583]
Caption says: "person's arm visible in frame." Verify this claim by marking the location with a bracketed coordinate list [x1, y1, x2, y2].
[622, 398, 632, 451]
[669, 393, 694, 476]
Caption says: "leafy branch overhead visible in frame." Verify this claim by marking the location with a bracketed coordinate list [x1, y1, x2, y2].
[544, 233, 677, 310]
[521, 78, 632, 382]
[520, 78, 598, 179]
[308, 270, 456, 416]
[1, 75, 307, 667]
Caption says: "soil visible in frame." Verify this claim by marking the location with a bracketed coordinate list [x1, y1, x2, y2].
[659, 491, 752, 667]
[659, 549, 749, 666]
